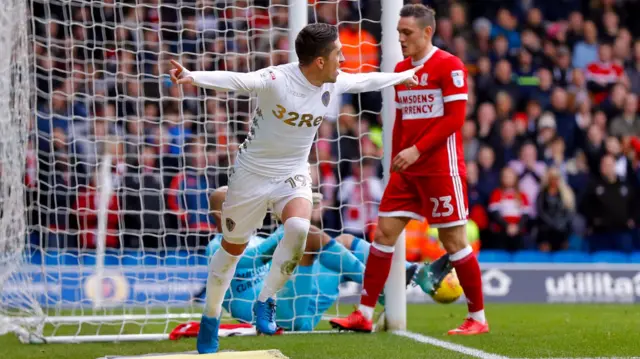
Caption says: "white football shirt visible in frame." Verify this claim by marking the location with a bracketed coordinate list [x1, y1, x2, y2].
[188, 62, 416, 177]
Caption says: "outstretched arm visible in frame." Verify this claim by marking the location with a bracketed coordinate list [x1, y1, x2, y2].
[169, 60, 274, 93]
[337, 65, 422, 94]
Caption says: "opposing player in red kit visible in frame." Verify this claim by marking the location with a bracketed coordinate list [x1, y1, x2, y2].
[330, 4, 488, 335]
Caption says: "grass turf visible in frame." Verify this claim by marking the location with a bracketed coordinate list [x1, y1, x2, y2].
[2, 304, 639, 359]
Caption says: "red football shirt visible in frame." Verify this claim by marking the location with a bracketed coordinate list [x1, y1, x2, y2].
[488, 188, 531, 226]
[392, 47, 468, 177]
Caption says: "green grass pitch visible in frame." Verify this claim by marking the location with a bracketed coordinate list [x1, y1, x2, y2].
[2, 304, 639, 359]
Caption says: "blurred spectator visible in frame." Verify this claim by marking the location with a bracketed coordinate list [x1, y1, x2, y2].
[544, 136, 569, 178]
[566, 150, 591, 197]
[552, 46, 573, 88]
[586, 42, 623, 104]
[121, 144, 167, 249]
[487, 167, 530, 252]
[338, 21, 379, 74]
[565, 11, 584, 49]
[476, 145, 500, 204]
[600, 82, 627, 122]
[492, 60, 520, 106]
[509, 142, 546, 215]
[491, 8, 520, 51]
[466, 161, 489, 232]
[536, 168, 575, 252]
[449, 3, 472, 42]
[433, 17, 453, 51]
[337, 160, 383, 238]
[572, 21, 599, 69]
[493, 119, 520, 169]
[535, 112, 557, 159]
[604, 135, 634, 183]
[609, 93, 640, 138]
[462, 120, 480, 161]
[529, 68, 553, 110]
[580, 154, 637, 252]
[167, 137, 216, 239]
[626, 39, 640, 94]
[74, 167, 121, 249]
[549, 87, 579, 156]
[164, 104, 194, 158]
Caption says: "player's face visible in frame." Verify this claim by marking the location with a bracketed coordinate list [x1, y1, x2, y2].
[323, 39, 344, 83]
[397, 16, 432, 58]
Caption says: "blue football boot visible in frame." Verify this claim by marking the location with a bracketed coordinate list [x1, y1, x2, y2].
[253, 298, 278, 335]
[197, 315, 220, 354]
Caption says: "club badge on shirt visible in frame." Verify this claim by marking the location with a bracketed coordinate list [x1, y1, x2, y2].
[419, 73, 428, 86]
[226, 218, 236, 232]
[322, 91, 330, 107]
[451, 70, 464, 88]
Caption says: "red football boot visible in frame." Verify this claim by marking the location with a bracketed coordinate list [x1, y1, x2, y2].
[329, 310, 373, 333]
[447, 318, 489, 336]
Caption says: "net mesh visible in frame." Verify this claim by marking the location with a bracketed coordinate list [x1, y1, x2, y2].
[2, 0, 388, 342]
[0, 0, 42, 341]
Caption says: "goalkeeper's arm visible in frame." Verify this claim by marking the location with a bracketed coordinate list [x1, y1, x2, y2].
[169, 60, 272, 93]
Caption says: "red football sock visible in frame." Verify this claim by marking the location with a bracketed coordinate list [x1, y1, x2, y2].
[452, 251, 484, 313]
[359, 244, 394, 309]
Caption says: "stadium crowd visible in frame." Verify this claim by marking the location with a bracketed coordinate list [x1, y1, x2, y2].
[27, 0, 640, 260]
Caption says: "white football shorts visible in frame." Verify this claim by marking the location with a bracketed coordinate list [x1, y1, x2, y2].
[221, 163, 313, 243]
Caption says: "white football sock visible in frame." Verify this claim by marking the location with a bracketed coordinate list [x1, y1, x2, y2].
[203, 245, 241, 318]
[258, 217, 310, 302]
[468, 310, 486, 324]
[358, 305, 375, 321]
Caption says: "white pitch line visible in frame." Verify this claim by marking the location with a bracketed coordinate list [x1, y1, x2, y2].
[392, 330, 511, 359]
[392, 331, 638, 359]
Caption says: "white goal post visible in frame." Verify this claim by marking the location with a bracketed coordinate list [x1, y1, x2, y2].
[0, 0, 410, 343]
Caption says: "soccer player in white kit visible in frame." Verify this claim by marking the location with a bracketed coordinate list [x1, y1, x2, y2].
[170, 23, 421, 354]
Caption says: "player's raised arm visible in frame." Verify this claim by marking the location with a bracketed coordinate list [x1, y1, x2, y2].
[336, 65, 422, 94]
[169, 59, 274, 93]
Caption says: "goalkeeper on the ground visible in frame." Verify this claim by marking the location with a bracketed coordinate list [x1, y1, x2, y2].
[198, 187, 451, 331]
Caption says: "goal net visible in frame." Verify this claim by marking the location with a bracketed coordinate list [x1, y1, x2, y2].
[0, 0, 42, 342]
[1, 0, 409, 343]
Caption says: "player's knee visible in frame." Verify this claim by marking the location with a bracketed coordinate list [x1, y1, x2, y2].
[221, 237, 249, 256]
[374, 226, 397, 247]
[284, 217, 311, 243]
[438, 225, 467, 253]
[374, 217, 407, 246]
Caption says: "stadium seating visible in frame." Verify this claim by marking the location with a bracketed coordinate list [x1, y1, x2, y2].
[551, 251, 592, 263]
[630, 252, 640, 263]
[590, 251, 629, 263]
[478, 250, 511, 263]
[511, 250, 552, 263]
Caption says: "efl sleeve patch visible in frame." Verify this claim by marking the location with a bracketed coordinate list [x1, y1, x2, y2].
[451, 70, 464, 88]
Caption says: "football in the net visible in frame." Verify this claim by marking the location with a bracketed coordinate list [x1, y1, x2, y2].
[430, 269, 463, 304]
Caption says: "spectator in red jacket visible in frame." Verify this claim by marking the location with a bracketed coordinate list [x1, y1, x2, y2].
[586, 42, 623, 105]
[487, 167, 531, 252]
[74, 168, 120, 249]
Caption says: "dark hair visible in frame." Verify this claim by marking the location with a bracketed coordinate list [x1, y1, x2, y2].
[400, 4, 436, 31]
[295, 23, 338, 66]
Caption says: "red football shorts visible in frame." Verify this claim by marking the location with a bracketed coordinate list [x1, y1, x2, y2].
[378, 172, 468, 228]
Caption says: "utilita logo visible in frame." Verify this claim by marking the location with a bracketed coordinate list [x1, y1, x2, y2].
[545, 272, 640, 303]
